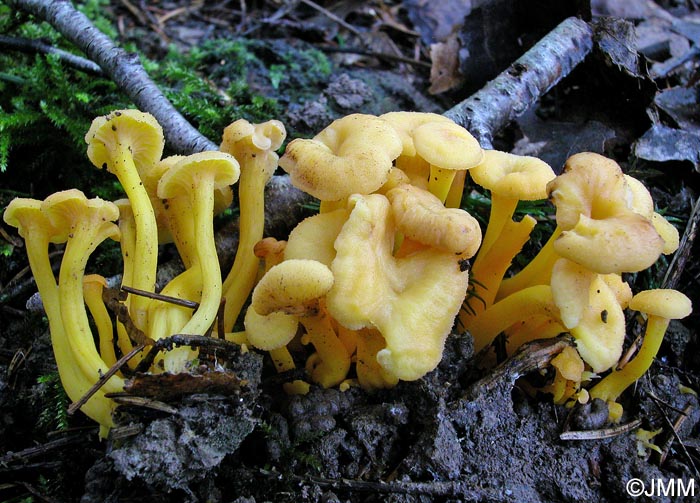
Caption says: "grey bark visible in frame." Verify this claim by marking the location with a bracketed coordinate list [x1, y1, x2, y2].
[444, 16, 594, 149]
[8, 0, 217, 153]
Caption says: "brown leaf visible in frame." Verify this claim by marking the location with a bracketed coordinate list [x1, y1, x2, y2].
[429, 33, 462, 94]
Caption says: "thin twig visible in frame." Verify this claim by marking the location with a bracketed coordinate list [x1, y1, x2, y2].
[258, 469, 504, 500]
[659, 403, 694, 464]
[463, 335, 574, 400]
[662, 195, 700, 290]
[318, 45, 431, 68]
[67, 343, 145, 415]
[298, 0, 362, 36]
[559, 418, 643, 440]
[103, 287, 152, 346]
[121, 285, 198, 309]
[135, 333, 242, 373]
[0, 432, 87, 465]
[0, 34, 103, 75]
[649, 393, 700, 478]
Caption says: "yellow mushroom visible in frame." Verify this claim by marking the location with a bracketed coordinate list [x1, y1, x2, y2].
[3, 198, 116, 434]
[252, 259, 350, 387]
[589, 289, 692, 418]
[326, 193, 470, 381]
[413, 120, 483, 203]
[469, 150, 555, 257]
[85, 110, 164, 331]
[157, 152, 240, 336]
[41, 190, 124, 395]
[498, 152, 665, 299]
[220, 119, 287, 332]
[379, 111, 454, 188]
[278, 114, 403, 204]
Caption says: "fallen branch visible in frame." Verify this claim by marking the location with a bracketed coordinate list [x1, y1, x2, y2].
[444, 16, 594, 149]
[0, 34, 104, 75]
[7, 0, 216, 153]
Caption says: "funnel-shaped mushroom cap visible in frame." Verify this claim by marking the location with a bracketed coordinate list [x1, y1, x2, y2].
[380, 112, 453, 157]
[413, 121, 483, 171]
[548, 153, 665, 274]
[157, 152, 240, 199]
[554, 213, 664, 274]
[386, 184, 482, 257]
[41, 189, 120, 241]
[4, 198, 61, 242]
[629, 289, 692, 319]
[470, 150, 555, 200]
[549, 152, 630, 228]
[85, 109, 164, 173]
[252, 259, 334, 316]
[221, 118, 286, 153]
[279, 114, 402, 201]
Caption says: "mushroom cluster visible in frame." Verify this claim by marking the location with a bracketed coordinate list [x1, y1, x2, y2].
[242, 112, 483, 390]
[2, 110, 286, 434]
[2, 108, 692, 433]
[461, 151, 691, 420]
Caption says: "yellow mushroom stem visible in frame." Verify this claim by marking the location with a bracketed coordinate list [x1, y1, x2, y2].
[3, 200, 116, 434]
[589, 290, 692, 408]
[157, 153, 240, 336]
[460, 215, 536, 328]
[301, 300, 352, 388]
[444, 170, 467, 209]
[589, 316, 670, 404]
[182, 190, 220, 334]
[496, 227, 563, 301]
[468, 284, 560, 354]
[221, 120, 285, 332]
[428, 166, 457, 204]
[97, 143, 158, 331]
[51, 199, 125, 395]
[83, 274, 117, 368]
[113, 201, 138, 363]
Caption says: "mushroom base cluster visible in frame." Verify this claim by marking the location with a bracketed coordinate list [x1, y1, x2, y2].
[2, 109, 692, 433]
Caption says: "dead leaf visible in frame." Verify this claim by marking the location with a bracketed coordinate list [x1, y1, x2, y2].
[429, 33, 462, 94]
[634, 124, 700, 170]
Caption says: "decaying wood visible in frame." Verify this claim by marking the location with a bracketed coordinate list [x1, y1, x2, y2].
[119, 370, 246, 401]
[444, 16, 594, 149]
[7, 0, 216, 153]
[463, 335, 574, 400]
